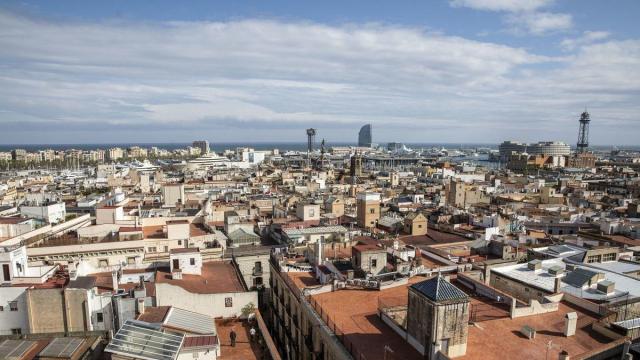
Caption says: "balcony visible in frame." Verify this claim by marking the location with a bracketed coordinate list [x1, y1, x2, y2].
[253, 266, 263, 276]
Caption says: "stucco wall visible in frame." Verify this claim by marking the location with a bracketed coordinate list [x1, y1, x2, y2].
[155, 283, 257, 318]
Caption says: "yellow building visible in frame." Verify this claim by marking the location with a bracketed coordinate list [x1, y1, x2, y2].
[356, 192, 380, 229]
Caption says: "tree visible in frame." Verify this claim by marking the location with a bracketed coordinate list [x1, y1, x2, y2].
[241, 302, 256, 319]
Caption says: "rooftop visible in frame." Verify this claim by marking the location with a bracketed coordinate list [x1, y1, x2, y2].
[106, 320, 184, 360]
[143, 225, 166, 239]
[491, 258, 640, 301]
[411, 275, 469, 302]
[163, 307, 216, 335]
[138, 306, 171, 323]
[156, 261, 245, 294]
[215, 319, 263, 360]
[309, 276, 425, 360]
[460, 300, 612, 360]
[399, 228, 470, 247]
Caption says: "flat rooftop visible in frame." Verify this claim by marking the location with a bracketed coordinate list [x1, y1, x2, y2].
[215, 319, 263, 360]
[310, 277, 425, 360]
[460, 298, 611, 360]
[156, 261, 244, 294]
[190, 222, 211, 237]
[284, 271, 320, 292]
[143, 225, 166, 239]
[399, 228, 470, 247]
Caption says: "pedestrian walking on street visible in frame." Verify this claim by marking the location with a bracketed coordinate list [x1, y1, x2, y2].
[230, 328, 237, 347]
[250, 326, 256, 342]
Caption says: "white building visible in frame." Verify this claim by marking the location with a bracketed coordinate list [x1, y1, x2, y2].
[0, 245, 57, 335]
[170, 248, 203, 276]
[96, 205, 124, 225]
[163, 184, 186, 206]
[19, 202, 66, 224]
[155, 261, 258, 319]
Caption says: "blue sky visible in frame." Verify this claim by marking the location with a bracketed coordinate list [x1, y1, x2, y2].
[0, 0, 638, 145]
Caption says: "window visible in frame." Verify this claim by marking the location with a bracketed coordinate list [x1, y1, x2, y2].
[225, 297, 233, 307]
[164, 246, 169, 253]
[148, 247, 156, 253]
[371, 259, 377, 268]
[602, 253, 616, 262]
[127, 257, 136, 265]
[587, 255, 601, 263]
[2, 264, 10, 281]
[11, 328, 21, 335]
[309, 208, 315, 217]
[190, 258, 195, 266]
[97, 312, 104, 323]
[9, 301, 18, 311]
[369, 208, 375, 214]
[178, 240, 182, 246]
[99, 259, 108, 267]
[0, 306, 3, 311]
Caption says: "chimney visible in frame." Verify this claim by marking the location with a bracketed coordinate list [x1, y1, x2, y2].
[558, 350, 570, 360]
[527, 260, 542, 271]
[564, 312, 577, 337]
[347, 270, 355, 280]
[111, 270, 119, 292]
[172, 269, 182, 280]
[554, 277, 562, 293]
[137, 298, 145, 315]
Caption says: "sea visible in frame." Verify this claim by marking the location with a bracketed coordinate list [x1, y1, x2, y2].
[0, 142, 497, 153]
[0, 142, 633, 153]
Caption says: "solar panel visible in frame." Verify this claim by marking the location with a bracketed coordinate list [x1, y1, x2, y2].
[105, 319, 184, 360]
[39, 337, 84, 358]
[0, 340, 37, 359]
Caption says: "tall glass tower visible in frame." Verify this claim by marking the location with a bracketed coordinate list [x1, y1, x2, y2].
[358, 124, 372, 147]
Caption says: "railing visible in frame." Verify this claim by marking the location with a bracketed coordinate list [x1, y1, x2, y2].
[254, 309, 282, 360]
[307, 295, 368, 360]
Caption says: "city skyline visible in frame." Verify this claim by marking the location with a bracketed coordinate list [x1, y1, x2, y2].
[0, 1, 639, 144]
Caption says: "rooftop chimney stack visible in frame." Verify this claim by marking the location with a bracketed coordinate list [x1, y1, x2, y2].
[137, 298, 145, 315]
[564, 312, 577, 337]
[172, 268, 182, 280]
[111, 270, 119, 292]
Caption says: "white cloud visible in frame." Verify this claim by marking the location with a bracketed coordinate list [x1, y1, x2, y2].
[451, 0, 572, 36]
[561, 31, 611, 51]
[450, 0, 553, 12]
[0, 10, 637, 144]
[507, 11, 573, 35]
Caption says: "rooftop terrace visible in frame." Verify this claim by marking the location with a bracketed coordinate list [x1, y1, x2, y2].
[156, 261, 245, 294]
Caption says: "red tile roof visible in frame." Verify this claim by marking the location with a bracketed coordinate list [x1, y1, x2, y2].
[183, 335, 218, 348]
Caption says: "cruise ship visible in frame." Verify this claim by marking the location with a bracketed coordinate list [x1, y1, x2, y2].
[186, 153, 231, 170]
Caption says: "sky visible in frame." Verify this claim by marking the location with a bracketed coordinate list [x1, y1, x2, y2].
[0, 0, 639, 145]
